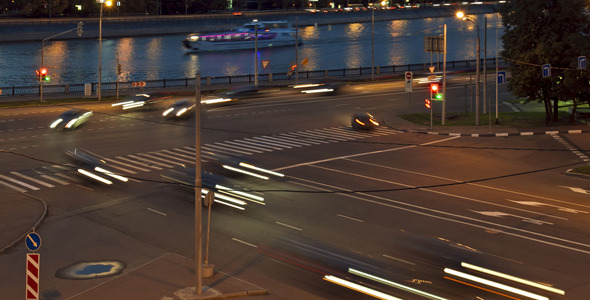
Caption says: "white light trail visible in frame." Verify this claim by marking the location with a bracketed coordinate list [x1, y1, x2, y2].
[461, 262, 564, 295]
[349, 268, 448, 300]
[323, 275, 402, 300]
[78, 169, 112, 184]
[239, 162, 285, 177]
[222, 165, 269, 180]
[444, 268, 549, 300]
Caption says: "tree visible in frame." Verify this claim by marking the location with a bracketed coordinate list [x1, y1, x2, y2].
[500, 0, 590, 123]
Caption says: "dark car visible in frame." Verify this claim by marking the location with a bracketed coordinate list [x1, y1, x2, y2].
[66, 148, 129, 184]
[111, 93, 172, 111]
[50, 109, 93, 130]
[351, 112, 379, 130]
[162, 100, 195, 119]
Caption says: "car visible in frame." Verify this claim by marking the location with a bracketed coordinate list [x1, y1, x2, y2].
[162, 100, 196, 119]
[111, 93, 171, 111]
[351, 112, 379, 130]
[50, 109, 93, 130]
[65, 148, 129, 184]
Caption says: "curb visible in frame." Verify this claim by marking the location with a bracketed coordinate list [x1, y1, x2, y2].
[401, 128, 588, 137]
[0, 193, 48, 254]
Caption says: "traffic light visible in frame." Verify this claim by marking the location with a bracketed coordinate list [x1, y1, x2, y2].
[424, 99, 431, 109]
[40, 68, 49, 81]
[430, 83, 442, 101]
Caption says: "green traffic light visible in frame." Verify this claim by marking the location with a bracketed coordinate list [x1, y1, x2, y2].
[434, 93, 442, 100]
[43, 76, 50, 82]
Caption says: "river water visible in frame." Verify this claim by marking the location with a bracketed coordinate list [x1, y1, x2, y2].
[0, 14, 503, 87]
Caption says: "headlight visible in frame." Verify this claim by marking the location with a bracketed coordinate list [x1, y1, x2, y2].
[65, 118, 79, 128]
[50, 118, 63, 128]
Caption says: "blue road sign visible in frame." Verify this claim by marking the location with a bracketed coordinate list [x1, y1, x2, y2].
[579, 56, 586, 69]
[542, 64, 551, 78]
[497, 71, 506, 84]
[25, 231, 41, 252]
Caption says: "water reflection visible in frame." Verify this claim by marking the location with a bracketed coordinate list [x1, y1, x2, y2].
[0, 14, 503, 87]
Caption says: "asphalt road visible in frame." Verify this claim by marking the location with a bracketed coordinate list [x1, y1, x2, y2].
[1, 77, 589, 299]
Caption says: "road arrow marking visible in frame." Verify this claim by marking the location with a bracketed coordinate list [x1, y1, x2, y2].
[560, 186, 590, 195]
[470, 210, 553, 225]
[510, 200, 587, 214]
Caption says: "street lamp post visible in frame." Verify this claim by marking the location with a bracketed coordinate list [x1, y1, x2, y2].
[98, 1, 112, 101]
[457, 12, 481, 126]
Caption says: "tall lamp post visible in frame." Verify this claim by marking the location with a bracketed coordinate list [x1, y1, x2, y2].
[98, 0, 112, 101]
[457, 12, 480, 126]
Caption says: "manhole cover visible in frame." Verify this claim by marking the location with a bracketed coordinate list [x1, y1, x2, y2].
[55, 260, 125, 279]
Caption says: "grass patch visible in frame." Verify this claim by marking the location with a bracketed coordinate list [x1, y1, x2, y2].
[400, 111, 576, 128]
[571, 165, 590, 176]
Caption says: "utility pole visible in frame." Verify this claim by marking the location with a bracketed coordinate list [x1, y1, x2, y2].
[194, 73, 203, 297]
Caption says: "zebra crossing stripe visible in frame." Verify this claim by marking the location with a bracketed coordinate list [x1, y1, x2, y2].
[55, 173, 78, 182]
[173, 148, 196, 156]
[161, 149, 195, 160]
[100, 163, 137, 174]
[253, 136, 302, 148]
[0, 179, 27, 193]
[11, 172, 55, 188]
[0, 174, 39, 190]
[222, 140, 272, 153]
[290, 131, 339, 142]
[209, 143, 254, 155]
[201, 145, 239, 156]
[104, 157, 151, 172]
[151, 151, 195, 164]
[120, 155, 164, 170]
[243, 137, 292, 149]
[40, 174, 69, 185]
[235, 139, 284, 151]
[273, 134, 319, 146]
[280, 133, 330, 144]
[310, 129, 352, 140]
[133, 154, 176, 168]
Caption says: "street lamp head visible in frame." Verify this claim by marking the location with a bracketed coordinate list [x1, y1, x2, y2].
[456, 11, 464, 19]
[105, 0, 112, 6]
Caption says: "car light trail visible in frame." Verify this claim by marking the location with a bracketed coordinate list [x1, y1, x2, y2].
[94, 167, 129, 182]
[201, 97, 232, 104]
[162, 108, 174, 116]
[222, 165, 269, 180]
[212, 192, 247, 206]
[348, 268, 448, 300]
[239, 162, 284, 177]
[444, 268, 549, 300]
[213, 199, 246, 210]
[323, 275, 402, 300]
[50, 118, 63, 128]
[112, 100, 134, 106]
[301, 88, 334, 94]
[122, 102, 145, 110]
[65, 118, 79, 128]
[293, 83, 320, 88]
[215, 184, 264, 202]
[355, 119, 365, 126]
[78, 169, 112, 184]
[176, 108, 188, 116]
[460, 262, 564, 295]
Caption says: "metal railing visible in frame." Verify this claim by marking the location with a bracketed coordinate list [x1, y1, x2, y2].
[0, 58, 505, 98]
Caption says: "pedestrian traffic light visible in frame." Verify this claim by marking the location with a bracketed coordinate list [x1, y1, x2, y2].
[424, 99, 431, 109]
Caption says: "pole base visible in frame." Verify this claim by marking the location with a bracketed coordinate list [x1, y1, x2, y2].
[202, 264, 215, 278]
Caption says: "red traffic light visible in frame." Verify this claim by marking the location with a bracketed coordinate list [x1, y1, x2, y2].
[430, 83, 439, 92]
[40, 68, 47, 75]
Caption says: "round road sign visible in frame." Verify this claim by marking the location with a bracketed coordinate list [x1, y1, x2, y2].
[405, 72, 412, 80]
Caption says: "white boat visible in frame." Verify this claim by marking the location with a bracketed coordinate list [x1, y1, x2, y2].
[183, 20, 301, 52]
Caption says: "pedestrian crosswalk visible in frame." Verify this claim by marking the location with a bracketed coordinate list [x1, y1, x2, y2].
[0, 126, 397, 192]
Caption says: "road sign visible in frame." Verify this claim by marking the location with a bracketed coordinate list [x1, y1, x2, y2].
[25, 231, 41, 252]
[26, 253, 40, 300]
[497, 71, 506, 84]
[131, 81, 146, 87]
[428, 66, 435, 74]
[262, 60, 270, 69]
[542, 64, 551, 78]
[405, 71, 413, 92]
[301, 57, 309, 66]
[579, 56, 586, 69]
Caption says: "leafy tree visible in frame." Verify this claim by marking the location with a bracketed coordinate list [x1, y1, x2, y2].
[500, 0, 590, 123]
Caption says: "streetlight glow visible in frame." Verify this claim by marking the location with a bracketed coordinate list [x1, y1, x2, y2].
[456, 11, 464, 18]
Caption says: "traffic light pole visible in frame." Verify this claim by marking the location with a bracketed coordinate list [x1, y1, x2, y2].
[39, 22, 83, 103]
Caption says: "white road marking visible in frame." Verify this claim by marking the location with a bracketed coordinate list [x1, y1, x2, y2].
[11, 171, 54, 188]
[231, 238, 257, 248]
[0, 174, 39, 190]
[336, 214, 364, 222]
[106, 157, 153, 172]
[0, 180, 27, 193]
[560, 186, 590, 195]
[275, 221, 303, 231]
[510, 200, 588, 214]
[40, 175, 69, 185]
[147, 208, 167, 216]
[382, 254, 416, 266]
[289, 176, 590, 255]
[470, 210, 553, 225]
